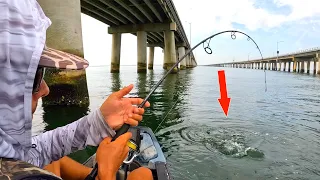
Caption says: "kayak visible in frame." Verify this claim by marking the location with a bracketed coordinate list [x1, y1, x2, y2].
[83, 126, 171, 180]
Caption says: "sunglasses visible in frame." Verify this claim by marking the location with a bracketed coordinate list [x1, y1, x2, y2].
[32, 67, 46, 94]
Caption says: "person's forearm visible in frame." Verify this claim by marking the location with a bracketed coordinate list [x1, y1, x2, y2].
[32, 109, 115, 168]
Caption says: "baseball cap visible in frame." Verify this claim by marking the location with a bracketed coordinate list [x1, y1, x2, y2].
[39, 45, 89, 70]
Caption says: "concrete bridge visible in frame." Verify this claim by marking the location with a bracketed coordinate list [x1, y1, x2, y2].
[37, 0, 197, 107]
[213, 47, 320, 75]
[80, 0, 197, 73]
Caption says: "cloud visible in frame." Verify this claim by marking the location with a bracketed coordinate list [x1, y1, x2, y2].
[176, 0, 320, 34]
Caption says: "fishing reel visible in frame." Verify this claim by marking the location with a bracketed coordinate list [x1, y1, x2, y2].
[123, 128, 142, 165]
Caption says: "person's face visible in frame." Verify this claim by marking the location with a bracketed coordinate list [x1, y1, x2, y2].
[32, 80, 49, 114]
[31, 67, 49, 115]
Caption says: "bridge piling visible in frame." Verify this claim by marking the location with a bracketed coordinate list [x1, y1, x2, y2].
[293, 60, 297, 72]
[178, 47, 187, 70]
[111, 33, 122, 73]
[314, 58, 317, 74]
[186, 55, 191, 68]
[148, 47, 154, 70]
[38, 0, 90, 107]
[163, 30, 178, 73]
[283, 62, 286, 71]
[317, 53, 320, 74]
[307, 61, 310, 74]
[288, 61, 291, 72]
[137, 31, 147, 73]
[300, 61, 305, 73]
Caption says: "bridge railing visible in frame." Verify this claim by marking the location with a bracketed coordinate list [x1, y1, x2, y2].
[244, 46, 320, 63]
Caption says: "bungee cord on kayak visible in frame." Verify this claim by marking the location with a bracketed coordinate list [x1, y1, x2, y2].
[85, 30, 265, 180]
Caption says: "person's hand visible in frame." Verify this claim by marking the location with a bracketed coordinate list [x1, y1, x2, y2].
[96, 132, 132, 180]
[100, 84, 150, 130]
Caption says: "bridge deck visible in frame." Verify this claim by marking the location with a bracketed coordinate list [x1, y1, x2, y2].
[80, 0, 196, 63]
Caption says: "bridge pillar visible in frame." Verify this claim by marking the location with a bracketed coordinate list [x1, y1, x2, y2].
[300, 61, 305, 73]
[148, 47, 155, 69]
[288, 61, 291, 72]
[307, 60, 310, 74]
[186, 55, 191, 68]
[293, 60, 297, 72]
[317, 53, 320, 74]
[297, 61, 300, 73]
[178, 47, 187, 70]
[38, 0, 89, 107]
[137, 31, 147, 73]
[163, 30, 178, 73]
[278, 62, 281, 71]
[314, 58, 317, 74]
[268, 62, 271, 70]
[111, 33, 122, 73]
[283, 62, 286, 71]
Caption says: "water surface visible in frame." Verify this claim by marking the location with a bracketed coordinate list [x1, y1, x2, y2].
[33, 65, 320, 180]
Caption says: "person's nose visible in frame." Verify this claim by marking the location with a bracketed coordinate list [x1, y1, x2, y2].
[36, 80, 50, 98]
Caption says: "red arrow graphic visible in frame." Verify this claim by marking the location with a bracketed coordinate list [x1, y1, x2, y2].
[218, 70, 231, 117]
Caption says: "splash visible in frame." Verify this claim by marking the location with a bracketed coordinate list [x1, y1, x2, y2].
[180, 126, 265, 159]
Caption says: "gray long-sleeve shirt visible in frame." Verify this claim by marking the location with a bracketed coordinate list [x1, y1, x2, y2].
[31, 109, 115, 168]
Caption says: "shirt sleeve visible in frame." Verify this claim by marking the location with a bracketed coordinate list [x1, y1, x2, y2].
[30, 108, 115, 168]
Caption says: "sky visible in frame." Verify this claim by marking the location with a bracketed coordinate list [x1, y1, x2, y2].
[80, 0, 320, 66]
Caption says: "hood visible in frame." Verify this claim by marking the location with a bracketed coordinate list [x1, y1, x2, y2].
[0, 0, 51, 160]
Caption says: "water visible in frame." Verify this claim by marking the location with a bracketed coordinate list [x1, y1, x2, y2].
[33, 65, 320, 180]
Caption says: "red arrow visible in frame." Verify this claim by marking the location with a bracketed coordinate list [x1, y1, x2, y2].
[218, 70, 231, 117]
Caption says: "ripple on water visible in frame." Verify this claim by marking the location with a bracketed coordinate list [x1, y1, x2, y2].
[178, 126, 265, 159]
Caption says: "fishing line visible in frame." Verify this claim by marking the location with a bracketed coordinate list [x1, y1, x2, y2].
[154, 98, 180, 133]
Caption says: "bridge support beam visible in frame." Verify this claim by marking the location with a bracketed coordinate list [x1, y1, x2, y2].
[111, 33, 122, 73]
[300, 61, 305, 73]
[307, 61, 310, 74]
[108, 22, 176, 34]
[38, 0, 89, 107]
[288, 61, 291, 72]
[297, 61, 300, 73]
[148, 47, 154, 69]
[137, 31, 147, 73]
[283, 62, 286, 71]
[178, 47, 187, 70]
[163, 30, 178, 73]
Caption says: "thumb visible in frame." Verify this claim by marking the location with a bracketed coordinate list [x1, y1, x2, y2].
[117, 132, 132, 145]
[101, 137, 112, 145]
[114, 84, 134, 99]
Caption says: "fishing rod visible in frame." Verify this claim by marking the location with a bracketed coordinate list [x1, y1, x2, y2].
[85, 30, 265, 180]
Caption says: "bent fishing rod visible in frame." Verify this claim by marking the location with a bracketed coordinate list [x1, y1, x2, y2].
[85, 30, 265, 180]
